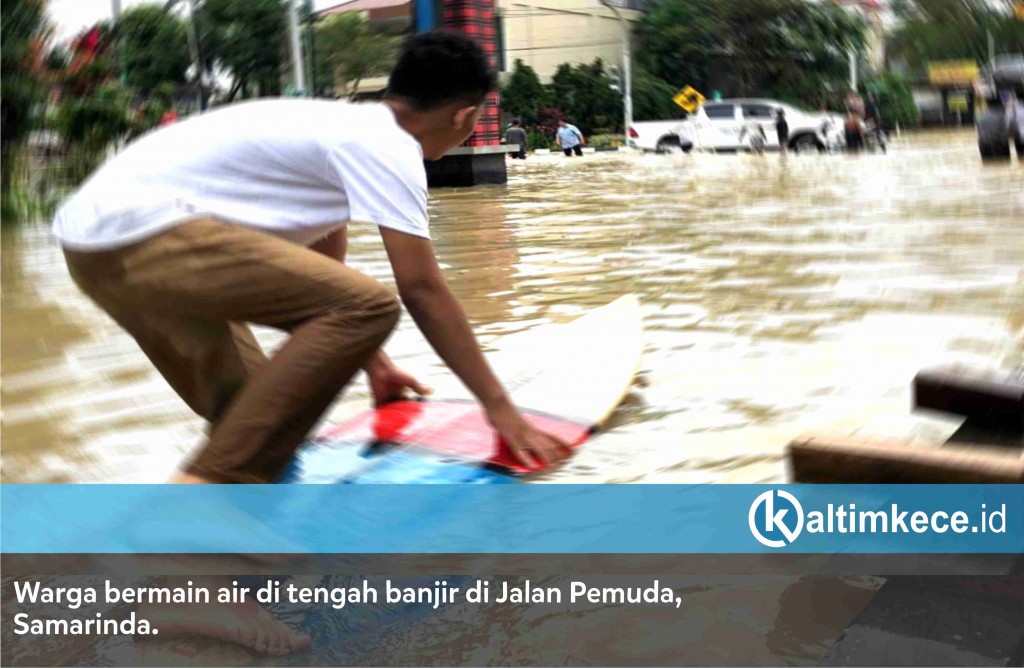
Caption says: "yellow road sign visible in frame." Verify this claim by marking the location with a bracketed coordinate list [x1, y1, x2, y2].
[673, 86, 706, 112]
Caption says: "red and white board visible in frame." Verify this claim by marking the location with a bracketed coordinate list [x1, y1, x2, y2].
[282, 295, 643, 483]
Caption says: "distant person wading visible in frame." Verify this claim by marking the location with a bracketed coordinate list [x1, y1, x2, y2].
[775, 108, 789, 152]
[556, 119, 585, 156]
[505, 119, 528, 159]
[844, 90, 866, 152]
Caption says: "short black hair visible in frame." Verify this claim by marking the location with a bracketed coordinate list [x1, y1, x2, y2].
[512, 119, 521, 125]
[386, 31, 497, 110]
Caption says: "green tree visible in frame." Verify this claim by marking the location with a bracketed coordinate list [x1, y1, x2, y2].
[197, 0, 287, 99]
[53, 84, 132, 159]
[118, 4, 191, 92]
[769, 1, 867, 106]
[637, 0, 865, 109]
[634, 0, 725, 93]
[863, 70, 918, 127]
[501, 59, 548, 123]
[631, 65, 682, 121]
[548, 59, 620, 134]
[313, 12, 398, 98]
[2, 0, 52, 210]
[52, 26, 133, 185]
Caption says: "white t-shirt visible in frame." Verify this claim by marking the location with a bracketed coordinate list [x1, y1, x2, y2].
[53, 100, 429, 250]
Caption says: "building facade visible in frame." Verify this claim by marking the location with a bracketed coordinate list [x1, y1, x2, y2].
[317, 0, 644, 86]
[495, 0, 643, 82]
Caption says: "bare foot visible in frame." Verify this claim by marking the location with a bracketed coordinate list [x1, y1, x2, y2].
[141, 601, 311, 656]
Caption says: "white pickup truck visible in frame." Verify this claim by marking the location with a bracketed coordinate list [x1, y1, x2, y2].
[630, 98, 845, 153]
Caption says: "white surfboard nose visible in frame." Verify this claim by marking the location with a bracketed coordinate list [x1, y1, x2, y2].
[493, 294, 644, 427]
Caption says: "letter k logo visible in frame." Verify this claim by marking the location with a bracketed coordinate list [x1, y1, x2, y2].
[749, 490, 805, 548]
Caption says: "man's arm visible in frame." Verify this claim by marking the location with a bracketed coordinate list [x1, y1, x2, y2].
[379, 227, 570, 467]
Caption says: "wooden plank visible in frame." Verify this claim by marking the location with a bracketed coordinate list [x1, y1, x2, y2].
[788, 434, 1024, 483]
[913, 365, 1024, 434]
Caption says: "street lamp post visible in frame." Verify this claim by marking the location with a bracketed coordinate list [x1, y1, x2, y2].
[288, 0, 307, 95]
[112, 0, 127, 86]
[165, 0, 206, 109]
[599, 0, 633, 145]
[849, 48, 857, 91]
[185, 0, 206, 109]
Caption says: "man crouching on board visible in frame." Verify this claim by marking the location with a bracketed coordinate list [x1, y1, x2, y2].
[53, 31, 572, 485]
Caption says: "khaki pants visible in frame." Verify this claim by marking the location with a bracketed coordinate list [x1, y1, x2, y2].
[64, 218, 400, 483]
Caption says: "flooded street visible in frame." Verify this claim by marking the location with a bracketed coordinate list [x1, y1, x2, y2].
[3, 129, 1022, 483]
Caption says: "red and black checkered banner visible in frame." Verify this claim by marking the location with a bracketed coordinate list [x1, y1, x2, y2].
[445, 0, 500, 146]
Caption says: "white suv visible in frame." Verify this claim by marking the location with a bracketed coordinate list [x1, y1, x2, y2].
[631, 98, 845, 153]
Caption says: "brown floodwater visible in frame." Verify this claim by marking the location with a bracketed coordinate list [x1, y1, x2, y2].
[2, 130, 1022, 483]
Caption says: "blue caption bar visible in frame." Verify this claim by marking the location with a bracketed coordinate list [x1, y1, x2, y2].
[2, 484, 1021, 554]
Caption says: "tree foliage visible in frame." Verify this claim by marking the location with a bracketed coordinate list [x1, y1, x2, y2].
[632, 65, 682, 121]
[633, 0, 723, 98]
[51, 26, 134, 183]
[197, 0, 286, 99]
[118, 4, 191, 92]
[314, 13, 399, 98]
[501, 59, 548, 123]
[2, 0, 52, 202]
[863, 70, 918, 127]
[549, 59, 621, 134]
[636, 0, 866, 109]
[500, 59, 683, 133]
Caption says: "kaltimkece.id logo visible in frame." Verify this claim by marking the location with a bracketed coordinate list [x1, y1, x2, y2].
[748, 490, 1007, 549]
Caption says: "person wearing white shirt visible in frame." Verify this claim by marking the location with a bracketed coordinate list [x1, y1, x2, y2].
[55, 31, 571, 489]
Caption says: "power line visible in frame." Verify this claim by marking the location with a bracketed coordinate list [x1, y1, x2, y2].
[499, 9, 633, 17]
[501, 8, 620, 14]
[504, 40, 621, 53]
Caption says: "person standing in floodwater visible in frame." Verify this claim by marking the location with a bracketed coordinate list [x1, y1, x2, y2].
[505, 119, 528, 159]
[775, 109, 789, 153]
[739, 121, 767, 155]
[845, 90, 866, 153]
[845, 110, 865, 152]
[556, 119, 585, 156]
[865, 94, 887, 153]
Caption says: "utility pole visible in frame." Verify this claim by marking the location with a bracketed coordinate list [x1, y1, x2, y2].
[288, 0, 307, 95]
[305, 1, 317, 97]
[184, 0, 206, 109]
[599, 0, 632, 143]
[849, 48, 857, 91]
[164, 0, 206, 109]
